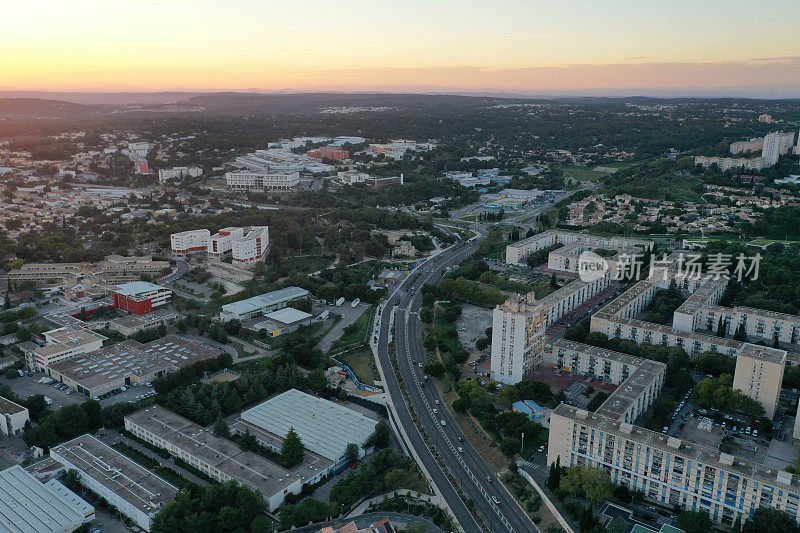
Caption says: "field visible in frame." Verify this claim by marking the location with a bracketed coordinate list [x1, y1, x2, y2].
[561, 165, 608, 182]
[328, 306, 373, 352]
[341, 347, 376, 386]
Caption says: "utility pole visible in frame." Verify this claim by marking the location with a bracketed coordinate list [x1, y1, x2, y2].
[521, 432, 525, 457]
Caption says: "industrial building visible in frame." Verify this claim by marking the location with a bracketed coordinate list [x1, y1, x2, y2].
[45, 336, 220, 398]
[29, 326, 107, 371]
[219, 286, 310, 321]
[0, 396, 30, 436]
[251, 307, 313, 337]
[238, 389, 379, 464]
[124, 405, 302, 511]
[0, 464, 95, 533]
[112, 281, 172, 315]
[106, 309, 179, 337]
[50, 434, 178, 531]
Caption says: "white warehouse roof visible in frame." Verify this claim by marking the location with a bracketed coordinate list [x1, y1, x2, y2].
[220, 286, 309, 318]
[240, 389, 378, 462]
[265, 307, 312, 325]
[0, 465, 94, 533]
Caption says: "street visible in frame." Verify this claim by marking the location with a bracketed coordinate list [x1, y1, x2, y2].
[376, 231, 538, 533]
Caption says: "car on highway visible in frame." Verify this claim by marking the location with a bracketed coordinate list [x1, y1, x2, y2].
[418, 362, 423, 368]
[433, 408, 438, 414]
[434, 399, 440, 405]
[492, 496, 500, 504]
[440, 419, 446, 426]
[457, 435, 463, 442]
[457, 447, 464, 453]
[486, 475, 492, 483]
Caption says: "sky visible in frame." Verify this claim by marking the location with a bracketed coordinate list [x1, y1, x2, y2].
[2, 0, 800, 96]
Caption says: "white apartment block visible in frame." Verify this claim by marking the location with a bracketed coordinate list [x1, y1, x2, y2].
[169, 226, 270, 267]
[337, 170, 370, 184]
[158, 166, 202, 183]
[225, 170, 300, 190]
[762, 131, 796, 166]
[505, 229, 652, 266]
[170, 229, 211, 258]
[208, 227, 244, 260]
[548, 340, 666, 424]
[550, 402, 800, 527]
[232, 226, 269, 266]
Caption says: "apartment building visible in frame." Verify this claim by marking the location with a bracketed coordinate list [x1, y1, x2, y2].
[170, 229, 211, 258]
[549, 403, 800, 527]
[490, 270, 614, 384]
[548, 340, 666, 424]
[590, 272, 786, 419]
[505, 229, 652, 266]
[231, 226, 269, 266]
[225, 170, 300, 190]
[3, 256, 169, 289]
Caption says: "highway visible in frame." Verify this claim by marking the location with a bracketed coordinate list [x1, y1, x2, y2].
[376, 236, 538, 533]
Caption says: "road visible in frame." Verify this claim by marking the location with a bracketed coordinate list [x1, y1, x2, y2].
[292, 511, 444, 533]
[376, 236, 537, 533]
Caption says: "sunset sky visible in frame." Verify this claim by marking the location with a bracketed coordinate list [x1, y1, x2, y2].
[3, 0, 800, 94]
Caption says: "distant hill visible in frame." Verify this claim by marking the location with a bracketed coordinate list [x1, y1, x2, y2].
[0, 98, 98, 118]
[176, 91, 507, 115]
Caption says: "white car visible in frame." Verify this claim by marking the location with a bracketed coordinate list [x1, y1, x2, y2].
[457, 447, 464, 453]
[538, 445, 546, 453]
[492, 496, 500, 505]
[418, 362, 423, 368]
[434, 399, 440, 405]
[440, 420, 447, 426]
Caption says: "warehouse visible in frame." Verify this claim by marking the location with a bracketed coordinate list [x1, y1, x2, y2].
[124, 405, 303, 511]
[28, 326, 107, 371]
[50, 434, 178, 532]
[238, 389, 378, 465]
[45, 336, 220, 398]
[0, 464, 95, 533]
[107, 309, 179, 337]
[250, 307, 313, 336]
[219, 286, 309, 321]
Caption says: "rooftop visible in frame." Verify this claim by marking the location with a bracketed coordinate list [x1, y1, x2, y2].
[35, 327, 107, 358]
[264, 307, 312, 325]
[48, 336, 219, 390]
[125, 405, 299, 497]
[240, 389, 378, 462]
[554, 402, 800, 490]
[221, 286, 309, 316]
[51, 434, 177, 517]
[0, 396, 28, 415]
[114, 281, 168, 296]
[0, 465, 93, 533]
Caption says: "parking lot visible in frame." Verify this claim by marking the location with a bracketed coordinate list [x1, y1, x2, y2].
[0, 372, 156, 409]
[0, 373, 84, 410]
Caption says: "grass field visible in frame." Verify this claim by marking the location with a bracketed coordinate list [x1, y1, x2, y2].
[342, 347, 376, 386]
[329, 306, 372, 352]
[561, 165, 607, 182]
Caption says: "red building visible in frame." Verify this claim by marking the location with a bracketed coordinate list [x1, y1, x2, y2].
[307, 148, 349, 160]
[112, 281, 172, 315]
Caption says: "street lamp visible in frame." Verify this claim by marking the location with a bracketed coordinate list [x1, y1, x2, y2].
[520, 432, 525, 457]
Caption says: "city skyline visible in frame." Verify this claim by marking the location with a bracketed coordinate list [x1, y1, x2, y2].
[3, 0, 800, 96]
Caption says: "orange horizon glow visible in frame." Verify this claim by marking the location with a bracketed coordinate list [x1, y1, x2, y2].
[2, 1, 800, 94]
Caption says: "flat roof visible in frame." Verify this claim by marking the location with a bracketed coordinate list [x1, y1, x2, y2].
[0, 465, 93, 533]
[554, 402, 800, 491]
[265, 307, 312, 325]
[114, 281, 168, 296]
[48, 336, 219, 391]
[241, 389, 378, 462]
[513, 400, 544, 413]
[51, 434, 177, 517]
[125, 405, 299, 497]
[35, 327, 107, 357]
[0, 396, 28, 415]
[221, 286, 309, 316]
[107, 309, 178, 329]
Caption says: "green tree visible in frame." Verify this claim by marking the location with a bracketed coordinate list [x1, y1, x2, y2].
[213, 415, 229, 437]
[424, 360, 445, 378]
[366, 419, 390, 449]
[281, 427, 305, 468]
[345, 442, 360, 464]
[742, 507, 800, 533]
[677, 511, 712, 533]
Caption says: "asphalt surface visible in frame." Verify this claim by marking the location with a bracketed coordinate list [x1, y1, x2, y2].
[376, 235, 538, 533]
[292, 511, 444, 533]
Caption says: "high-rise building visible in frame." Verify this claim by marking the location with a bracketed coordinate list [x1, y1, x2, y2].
[170, 229, 211, 258]
[231, 226, 269, 266]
